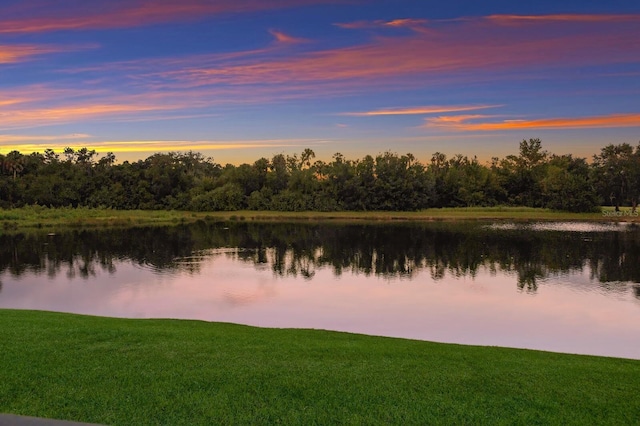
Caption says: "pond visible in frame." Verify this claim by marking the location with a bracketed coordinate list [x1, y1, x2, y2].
[1, 220, 639, 359]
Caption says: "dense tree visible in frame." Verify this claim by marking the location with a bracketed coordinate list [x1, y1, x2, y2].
[0, 141, 636, 212]
[592, 143, 640, 211]
[542, 155, 599, 212]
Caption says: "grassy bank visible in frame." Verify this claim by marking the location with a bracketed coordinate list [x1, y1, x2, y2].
[1, 206, 635, 231]
[0, 310, 639, 425]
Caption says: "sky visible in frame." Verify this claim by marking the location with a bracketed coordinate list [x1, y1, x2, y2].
[0, 0, 639, 165]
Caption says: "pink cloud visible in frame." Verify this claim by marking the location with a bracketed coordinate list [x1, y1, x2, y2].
[335, 18, 429, 30]
[0, 44, 67, 63]
[342, 105, 501, 116]
[269, 30, 309, 44]
[0, 0, 341, 34]
[138, 13, 639, 91]
[424, 113, 640, 131]
[485, 13, 640, 25]
[5, 12, 638, 129]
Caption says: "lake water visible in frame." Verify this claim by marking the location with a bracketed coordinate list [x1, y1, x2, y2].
[1, 220, 639, 359]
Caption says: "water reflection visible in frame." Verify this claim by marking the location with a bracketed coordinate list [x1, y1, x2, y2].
[2, 221, 640, 359]
[1, 221, 640, 292]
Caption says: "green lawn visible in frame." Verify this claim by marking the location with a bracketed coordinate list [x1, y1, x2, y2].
[1, 205, 634, 232]
[1, 310, 638, 425]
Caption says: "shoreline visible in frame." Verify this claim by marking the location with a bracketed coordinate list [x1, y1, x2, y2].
[2, 206, 639, 231]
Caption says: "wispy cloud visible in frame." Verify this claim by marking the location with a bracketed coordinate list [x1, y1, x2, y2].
[342, 105, 500, 116]
[0, 138, 330, 155]
[6, 12, 638, 129]
[0, 102, 182, 130]
[139, 13, 639, 91]
[269, 30, 308, 44]
[0, 82, 350, 130]
[0, 0, 338, 34]
[485, 14, 640, 25]
[424, 113, 640, 131]
[384, 18, 429, 28]
[0, 133, 90, 144]
[335, 18, 428, 30]
[337, 13, 640, 29]
[0, 44, 66, 63]
[0, 98, 30, 107]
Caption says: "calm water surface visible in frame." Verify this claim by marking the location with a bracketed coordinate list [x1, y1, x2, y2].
[1, 221, 639, 359]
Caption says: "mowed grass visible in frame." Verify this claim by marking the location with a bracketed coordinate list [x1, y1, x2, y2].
[1, 205, 633, 232]
[1, 310, 639, 425]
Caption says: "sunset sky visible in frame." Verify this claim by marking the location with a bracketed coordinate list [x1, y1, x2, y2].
[1, 0, 639, 164]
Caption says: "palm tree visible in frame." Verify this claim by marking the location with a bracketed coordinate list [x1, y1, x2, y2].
[3, 151, 25, 180]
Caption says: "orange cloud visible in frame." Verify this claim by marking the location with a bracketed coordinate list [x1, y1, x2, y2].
[342, 105, 500, 116]
[424, 113, 640, 131]
[0, 44, 64, 63]
[385, 18, 429, 27]
[0, 98, 29, 107]
[0, 133, 90, 144]
[0, 79, 359, 130]
[0, 100, 186, 130]
[0, 0, 338, 34]
[0, 138, 329, 156]
[269, 30, 308, 44]
[335, 18, 428, 30]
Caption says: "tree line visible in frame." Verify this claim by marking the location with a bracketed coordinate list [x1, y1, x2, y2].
[0, 139, 639, 212]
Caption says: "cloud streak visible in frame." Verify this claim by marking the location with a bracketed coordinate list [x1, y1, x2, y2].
[0, 133, 90, 144]
[0, 102, 182, 130]
[0, 138, 330, 155]
[0, 44, 66, 63]
[269, 30, 309, 44]
[424, 113, 640, 131]
[141, 13, 640, 92]
[485, 13, 640, 25]
[335, 18, 429, 30]
[4, 12, 638, 132]
[342, 105, 500, 116]
[337, 13, 640, 29]
[0, 0, 338, 34]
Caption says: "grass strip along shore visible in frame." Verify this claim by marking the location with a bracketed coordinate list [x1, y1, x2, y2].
[1, 310, 639, 425]
[1, 206, 638, 232]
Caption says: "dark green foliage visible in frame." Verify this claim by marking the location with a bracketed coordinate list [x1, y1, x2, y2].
[0, 141, 633, 212]
[592, 143, 640, 211]
[543, 155, 599, 212]
[247, 188, 273, 210]
[190, 183, 245, 211]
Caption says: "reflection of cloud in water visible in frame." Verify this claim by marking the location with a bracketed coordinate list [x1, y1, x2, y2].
[223, 285, 277, 307]
[486, 221, 633, 232]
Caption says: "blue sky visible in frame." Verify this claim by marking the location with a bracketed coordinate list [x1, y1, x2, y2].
[0, 0, 639, 164]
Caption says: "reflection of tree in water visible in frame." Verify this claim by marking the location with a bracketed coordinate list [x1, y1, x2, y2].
[203, 222, 640, 293]
[0, 226, 199, 280]
[587, 232, 640, 287]
[1, 221, 640, 294]
[515, 262, 544, 293]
